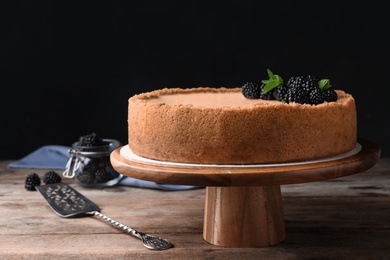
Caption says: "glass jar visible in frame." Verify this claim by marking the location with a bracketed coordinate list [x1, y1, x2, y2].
[63, 139, 123, 188]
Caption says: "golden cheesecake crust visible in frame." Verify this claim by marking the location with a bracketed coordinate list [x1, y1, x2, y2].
[128, 87, 357, 164]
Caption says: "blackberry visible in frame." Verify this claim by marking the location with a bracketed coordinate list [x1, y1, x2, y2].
[242, 82, 261, 99]
[25, 173, 41, 191]
[273, 84, 289, 101]
[286, 75, 320, 104]
[287, 76, 302, 88]
[309, 88, 325, 105]
[323, 89, 338, 102]
[95, 168, 110, 183]
[287, 75, 318, 90]
[306, 75, 319, 88]
[84, 159, 99, 173]
[76, 159, 98, 184]
[43, 171, 62, 184]
[288, 75, 318, 93]
[259, 83, 275, 100]
[76, 171, 95, 183]
[285, 87, 309, 104]
[78, 132, 104, 146]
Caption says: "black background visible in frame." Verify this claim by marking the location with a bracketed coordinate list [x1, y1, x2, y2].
[1, 1, 389, 160]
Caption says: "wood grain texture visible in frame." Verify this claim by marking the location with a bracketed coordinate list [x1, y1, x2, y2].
[203, 186, 285, 247]
[111, 139, 381, 186]
[1, 156, 389, 259]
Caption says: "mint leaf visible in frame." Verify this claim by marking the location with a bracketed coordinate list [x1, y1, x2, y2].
[267, 69, 275, 79]
[318, 79, 331, 90]
[262, 69, 283, 93]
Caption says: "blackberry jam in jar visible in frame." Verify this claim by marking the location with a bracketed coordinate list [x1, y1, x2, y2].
[63, 133, 123, 188]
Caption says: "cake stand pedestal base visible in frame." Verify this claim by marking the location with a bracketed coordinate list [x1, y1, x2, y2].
[203, 186, 285, 247]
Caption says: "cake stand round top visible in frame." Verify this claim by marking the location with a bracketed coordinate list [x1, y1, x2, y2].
[110, 139, 380, 187]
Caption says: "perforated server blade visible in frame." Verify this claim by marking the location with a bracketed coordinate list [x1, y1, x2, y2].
[36, 183, 172, 250]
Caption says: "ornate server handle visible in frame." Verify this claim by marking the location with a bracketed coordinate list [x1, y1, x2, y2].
[87, 211, 172, 250]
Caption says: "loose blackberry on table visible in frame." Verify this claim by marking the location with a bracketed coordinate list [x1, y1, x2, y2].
[43, 171, 62, 184]
[25, 173, 41, 191]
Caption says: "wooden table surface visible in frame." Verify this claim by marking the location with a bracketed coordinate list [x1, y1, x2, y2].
[1, 159, 389, 259]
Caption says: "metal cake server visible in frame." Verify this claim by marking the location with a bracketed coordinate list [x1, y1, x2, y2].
[35, 183, 172, 250]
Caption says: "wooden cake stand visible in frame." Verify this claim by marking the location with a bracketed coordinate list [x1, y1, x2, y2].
[110, 139, 380, 247]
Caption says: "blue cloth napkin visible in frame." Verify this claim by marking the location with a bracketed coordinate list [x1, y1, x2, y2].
[8, 145, 70, 169]
[8, 145, 201, 191]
